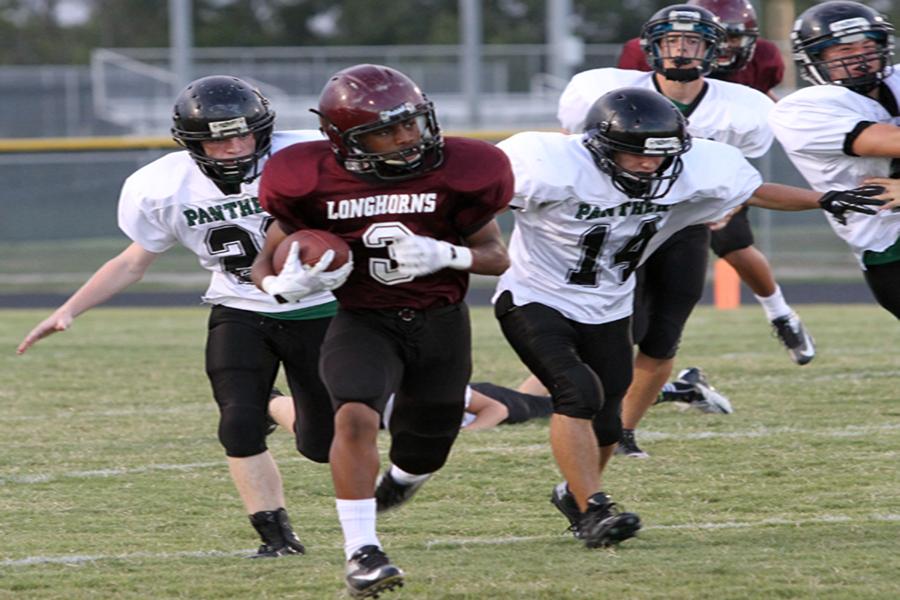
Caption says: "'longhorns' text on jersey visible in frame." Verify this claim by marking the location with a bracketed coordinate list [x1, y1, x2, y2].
[118, 130, 334, 313]
[259, 137, 513, 310]
[494, 133, 761, 324]
[557, 68, 773, 158]
[769, 67, 900, 267]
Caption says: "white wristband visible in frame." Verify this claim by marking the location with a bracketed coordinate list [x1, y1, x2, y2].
[447, 244, 473, 270]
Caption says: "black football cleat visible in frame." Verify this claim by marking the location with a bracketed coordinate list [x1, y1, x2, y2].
[771, 312, 816, 365]
[345, 545, 404, 598]
[550, 482, 583, 539]
[614, 429, 649, 458]
[374, 470, 429, 513]
[579, 492, 641, 549]
[248, 507, 305, 558]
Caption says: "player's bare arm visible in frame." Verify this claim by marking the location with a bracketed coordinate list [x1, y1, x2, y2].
[463, 390, 509, 430]
[849, 123, 900, 158]
[748, 182, 885, 224]
[17, 242, 159, 355]
[463, 219, 509, 276]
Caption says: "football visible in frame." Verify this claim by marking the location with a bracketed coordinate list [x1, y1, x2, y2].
[272, 229, 351, 274]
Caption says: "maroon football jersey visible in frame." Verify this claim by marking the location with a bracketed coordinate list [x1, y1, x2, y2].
[260, 137, 513, 310]
[616, 36, 784, 93]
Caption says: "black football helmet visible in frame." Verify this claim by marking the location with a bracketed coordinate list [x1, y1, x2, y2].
[640, 4, 727, 81]
[792, 1, 894, 93]
[171, 75, 275, 185]
[312, 64, 443, 181]
[583, 87, 692, 200]
[687, 0, 759, 73]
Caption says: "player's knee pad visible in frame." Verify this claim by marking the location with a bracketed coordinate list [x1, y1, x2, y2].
[389, 429, 459, 474]
[294, 434, 330, 464]
[592, 412, 623, 447]
[551, 363, 604, 419]
[218, 405, 268, 458]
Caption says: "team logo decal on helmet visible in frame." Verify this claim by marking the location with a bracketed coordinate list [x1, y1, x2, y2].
[312, 64, 443, 181]
[171, 75, 275, 185]
[641, 3, 727, 81]
[791, 1, 894, 93]
[583, 87, 692, 200]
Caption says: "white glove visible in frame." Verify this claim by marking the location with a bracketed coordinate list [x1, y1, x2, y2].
[388, 234, 472, 277]
[262, 242, 353, 302]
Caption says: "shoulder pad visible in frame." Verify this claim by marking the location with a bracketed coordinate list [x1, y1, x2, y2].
[261, 140, 331, 200]
[439, 137, 513, 193]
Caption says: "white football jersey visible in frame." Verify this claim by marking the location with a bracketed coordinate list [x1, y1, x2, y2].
[494, 133, 761, 324]
[118, 130, 334, 312]
[557, 68, 774, 158]
[769, 69, 900, 266]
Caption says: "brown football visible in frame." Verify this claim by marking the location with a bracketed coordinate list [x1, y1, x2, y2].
[272, 229, 350, 274]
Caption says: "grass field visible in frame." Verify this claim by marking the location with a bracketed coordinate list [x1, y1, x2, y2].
[2, 305, 899, 599]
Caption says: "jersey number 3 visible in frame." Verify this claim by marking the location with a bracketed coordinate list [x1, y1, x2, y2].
[567, 218, 660, 286]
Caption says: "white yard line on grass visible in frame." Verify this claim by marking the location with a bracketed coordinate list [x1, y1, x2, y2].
[0, 461, 222, 485]
[4, 514, 898, 566]
[424, 513, 900, 548]
[464, 422, 900, 454]
[3, 423, 899, 485]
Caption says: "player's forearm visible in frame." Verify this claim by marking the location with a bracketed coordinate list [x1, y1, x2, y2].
[469, 239, 510, 276]
[61, 249, 152, 318]
[747, 183, 821, 211]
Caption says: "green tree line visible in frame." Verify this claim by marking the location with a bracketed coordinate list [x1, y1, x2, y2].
[2, 0, 897, 65]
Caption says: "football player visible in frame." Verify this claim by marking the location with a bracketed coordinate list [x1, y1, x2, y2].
[769, 1, 900, 319]
[16, 76, 350, 558]
[251, 64, 512, 599]
[617, 1, 806, 376]
[618, 0, 784, 98]
[496, 86, 882, 548]
[560, 3, 814, 459]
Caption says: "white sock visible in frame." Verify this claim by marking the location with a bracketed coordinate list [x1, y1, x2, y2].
[389, 464, 431, 485]
[755, 285, 792, 321]
[336, 498, 379, 560]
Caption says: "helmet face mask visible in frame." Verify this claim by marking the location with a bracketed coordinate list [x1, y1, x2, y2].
[687, 0, 759, 73]
[792, 1, 895, 93]
[171, 76, 275, 185]
[583, 87, 692, 201]
[641, 4, 727, 81]
[314, 64, 443, 181]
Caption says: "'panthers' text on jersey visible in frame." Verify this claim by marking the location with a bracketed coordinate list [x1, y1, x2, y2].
[118, 130, 334, 313]
[769, 67, 900, 266]
[259, 137, 513, 310]
[557, 67, 773, 158]
[494, 133, 761, 324]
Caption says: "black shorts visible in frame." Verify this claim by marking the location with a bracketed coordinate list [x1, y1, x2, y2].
[633, 224, 709, 359]
[468, 382, 553, 424]
[319, 303, 472, 433]
[863, 259, 900, 318]
[206, 305, 334, 461]
[494, 290, 633, 421]
[710, 205, 754, 257]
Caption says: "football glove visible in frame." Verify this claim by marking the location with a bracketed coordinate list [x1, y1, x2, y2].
[262, 242, 353, 302]
[388, 234, 472, 277]
[818, 185, 886, 225]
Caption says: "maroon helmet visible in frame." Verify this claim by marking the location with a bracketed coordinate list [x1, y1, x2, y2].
[313, 64, 443, 180]
[688, 0, 759, 72]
